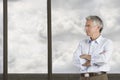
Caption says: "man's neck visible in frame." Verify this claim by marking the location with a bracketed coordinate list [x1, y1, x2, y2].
[90, 33, 101, 41]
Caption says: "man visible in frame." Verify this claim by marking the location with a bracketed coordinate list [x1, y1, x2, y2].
[73, 16, 113, 80]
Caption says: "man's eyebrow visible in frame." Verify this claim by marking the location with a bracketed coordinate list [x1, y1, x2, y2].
[85, 25, 90, 26]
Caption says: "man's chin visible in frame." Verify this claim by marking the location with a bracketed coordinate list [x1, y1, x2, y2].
[86, 33, 90, 36]
[86, 34, 91, 37]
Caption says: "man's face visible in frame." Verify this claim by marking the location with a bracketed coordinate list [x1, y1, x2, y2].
[85, 20, 100, 36]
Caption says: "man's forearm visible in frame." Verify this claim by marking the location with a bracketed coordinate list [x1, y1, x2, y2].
[80, 54, 91, 60]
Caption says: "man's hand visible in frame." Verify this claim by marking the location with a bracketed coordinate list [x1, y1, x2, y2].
[82, 60, 91, 67]
[80, 54, 91, 60]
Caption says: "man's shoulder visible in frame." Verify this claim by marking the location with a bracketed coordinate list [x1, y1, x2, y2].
[102, 37, 113, 44]
[102, 37, 113, 49]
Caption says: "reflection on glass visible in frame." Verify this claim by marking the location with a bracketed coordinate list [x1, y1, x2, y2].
[52, 0, 120, 73]
[8, 0, 47, 73]
[0, 0, 3, 74]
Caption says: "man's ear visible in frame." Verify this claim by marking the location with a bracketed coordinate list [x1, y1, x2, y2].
[97, 26, 100, 31]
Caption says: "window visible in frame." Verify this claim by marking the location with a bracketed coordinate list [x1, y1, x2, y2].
[8, 0, 48, 73]
[2, 0, 120, 80]
[52, 0, 86, 73]
[52, 0, 120, 74]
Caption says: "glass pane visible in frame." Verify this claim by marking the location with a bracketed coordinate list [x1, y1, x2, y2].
[8, 0, 47, 73]
[0, 0, 3, 75]
[52, 0, 120, 73]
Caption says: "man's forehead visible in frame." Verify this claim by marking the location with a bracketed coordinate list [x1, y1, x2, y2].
[85, 20, 93, 25]
[86, 20, 93, 23]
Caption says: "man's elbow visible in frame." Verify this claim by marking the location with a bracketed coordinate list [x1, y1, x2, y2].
[93, 59, 109, 66]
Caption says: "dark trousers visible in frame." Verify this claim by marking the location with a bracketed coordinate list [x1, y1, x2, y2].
[80, 73, 108, 80]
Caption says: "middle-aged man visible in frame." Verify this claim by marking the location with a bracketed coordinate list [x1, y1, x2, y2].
[73, 16, 113, 80]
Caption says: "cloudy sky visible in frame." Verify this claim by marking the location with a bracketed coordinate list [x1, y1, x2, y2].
[0, 0, 120, 73]
[52, 0, 120, 73]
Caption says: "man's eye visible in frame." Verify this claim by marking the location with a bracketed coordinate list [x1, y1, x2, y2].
[86, 25, 90, 27]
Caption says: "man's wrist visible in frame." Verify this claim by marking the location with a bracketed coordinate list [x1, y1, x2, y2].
[86, 55, 91, 60]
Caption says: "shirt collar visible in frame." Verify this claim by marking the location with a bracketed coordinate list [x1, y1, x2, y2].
[88, 35, 103, 44]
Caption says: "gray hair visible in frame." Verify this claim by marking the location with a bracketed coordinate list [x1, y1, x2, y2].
[86, 16, 103, 33]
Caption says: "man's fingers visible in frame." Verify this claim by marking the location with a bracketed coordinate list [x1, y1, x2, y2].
[80, 55, 85, 58]
[81, 54, 87, 56]
[80, 55, 83, 58]
[82, 63, 86, 66]
[82, 60, 91, 66]
[80, 54, 87, 58]
[82, 64, 85, 66]
[82, 61, 87, 66]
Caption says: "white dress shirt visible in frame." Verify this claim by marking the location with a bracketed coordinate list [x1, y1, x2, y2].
[73, 35, 113, 73]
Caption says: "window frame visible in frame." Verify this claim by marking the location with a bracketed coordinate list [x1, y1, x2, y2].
[3, 0, 52, 80]
[3, 0, 8, 80]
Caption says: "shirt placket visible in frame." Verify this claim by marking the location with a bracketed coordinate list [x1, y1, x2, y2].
[86, 41, 94, 72]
